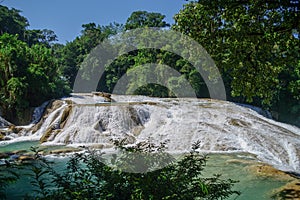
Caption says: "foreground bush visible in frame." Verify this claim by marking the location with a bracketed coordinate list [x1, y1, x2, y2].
[24, 140, 239, 200]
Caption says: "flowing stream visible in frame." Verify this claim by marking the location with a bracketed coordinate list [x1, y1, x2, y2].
[1, 93, 300, 198]
[0, 141, 292, 200]
[3, 93, 299, 172]
[2, 94, 300, 173]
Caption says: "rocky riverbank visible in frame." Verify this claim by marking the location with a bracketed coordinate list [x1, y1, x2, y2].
[0, 145, 82, 165]
[227, 157, 300, 199]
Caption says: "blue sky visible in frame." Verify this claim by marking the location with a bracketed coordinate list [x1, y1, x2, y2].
[2, 0, 187, 43]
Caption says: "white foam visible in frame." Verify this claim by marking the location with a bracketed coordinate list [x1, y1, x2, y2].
[3, 94, 300, 172]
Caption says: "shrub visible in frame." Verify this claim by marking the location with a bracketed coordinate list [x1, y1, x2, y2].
[26, 140, 240, 200]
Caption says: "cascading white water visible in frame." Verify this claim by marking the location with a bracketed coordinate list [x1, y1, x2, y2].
[31, 101, 50, 124]
[1, 93, 300, 172]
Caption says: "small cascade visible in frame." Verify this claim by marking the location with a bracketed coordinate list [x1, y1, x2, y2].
[32, 101, 68, 138]
[236, 103, 273, 119]
[30, 101, 50, 124]
[1, 93, 300, 172]
[43, 104, 145, 145]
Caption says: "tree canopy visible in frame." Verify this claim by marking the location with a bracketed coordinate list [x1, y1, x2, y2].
[0, 34, 70, 124]
[0, 5, 28, 37]
[0, 5, 70, 124]
[173, 0, 300, 104]
[0, 4, 299, 126]
[173, 0, 300, 124]
[60, 22, 123, 87]
[125, 11, 170, 30]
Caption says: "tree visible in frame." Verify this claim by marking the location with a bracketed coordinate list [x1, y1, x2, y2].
[0, 163, 19, 199]
[25, 140, 239, 200]
[72, 11, 208, 98]
[173, 0, 300, 106]
[25, 29, 58, 47]
[0, 5, 58, 47]
[0, 5, 28, 38]
[103, 33, 209, 97]
[61, 23, 122, 88]
[0, 34, 29, 121]
[0, 33, 70, 124]
[125, 11, 170, 30]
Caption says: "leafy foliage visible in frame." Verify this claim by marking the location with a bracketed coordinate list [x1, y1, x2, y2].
[173, 0, 300, 125]
[0, 163, 19, 200]
[0, 34, 70, 123]
[0, 5, 28, 39]
[0, 5, 70, 124]
[173, 0, 300, 106]
[0, 1, 299, 126]
[22, 140, 239, 200]
[25, 29, 58, 47]
[99, 27, 209, 97]
[125, 11, 170, 30]
[60, 22, 123, 87]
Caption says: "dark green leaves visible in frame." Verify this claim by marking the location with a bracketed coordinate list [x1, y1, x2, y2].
[173, 0, 300, 107]
[0, 34, 70, 123]
[25, 141, 239, 200]
[125, 11, 170, 30]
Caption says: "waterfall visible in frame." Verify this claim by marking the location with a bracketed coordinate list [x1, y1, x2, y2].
[30, 101, 50, 124]
[1, 93, 300, 172]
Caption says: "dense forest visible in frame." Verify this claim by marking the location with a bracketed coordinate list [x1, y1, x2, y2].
[0, 0, 299, 127]
[1, 1, 300, 199]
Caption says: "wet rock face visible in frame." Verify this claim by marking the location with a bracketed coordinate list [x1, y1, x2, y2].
[18, 155, 35, 162]
[92, 92, 113, 102]
[237, 162, 300, 200]
[2, 94, 300, 173]
[0, 132, 5, 141]
[272, 180, 300, 199]
[246, 164, 295, 180]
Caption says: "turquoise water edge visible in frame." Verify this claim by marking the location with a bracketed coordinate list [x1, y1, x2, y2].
[0, 141, 291, 199]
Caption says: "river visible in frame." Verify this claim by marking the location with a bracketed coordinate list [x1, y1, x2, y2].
[1, 94, 300, 199]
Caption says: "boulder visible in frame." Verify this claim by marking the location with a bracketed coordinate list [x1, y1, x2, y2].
[0, 132, 5, 140]
[0, 153, 9, 159]
[272, 180, 300, 199]
[60, 105, 72, 129]
[18, 155, 35, 162]
[92, 92, 113, 102]
[11, 150, 28, 154]
[245, 164, 294, 181]
[40, 128, 54, 143]
[48, 148, 81, 154]
[9, 154, 20, 160]
[8, 125, 23, 133]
